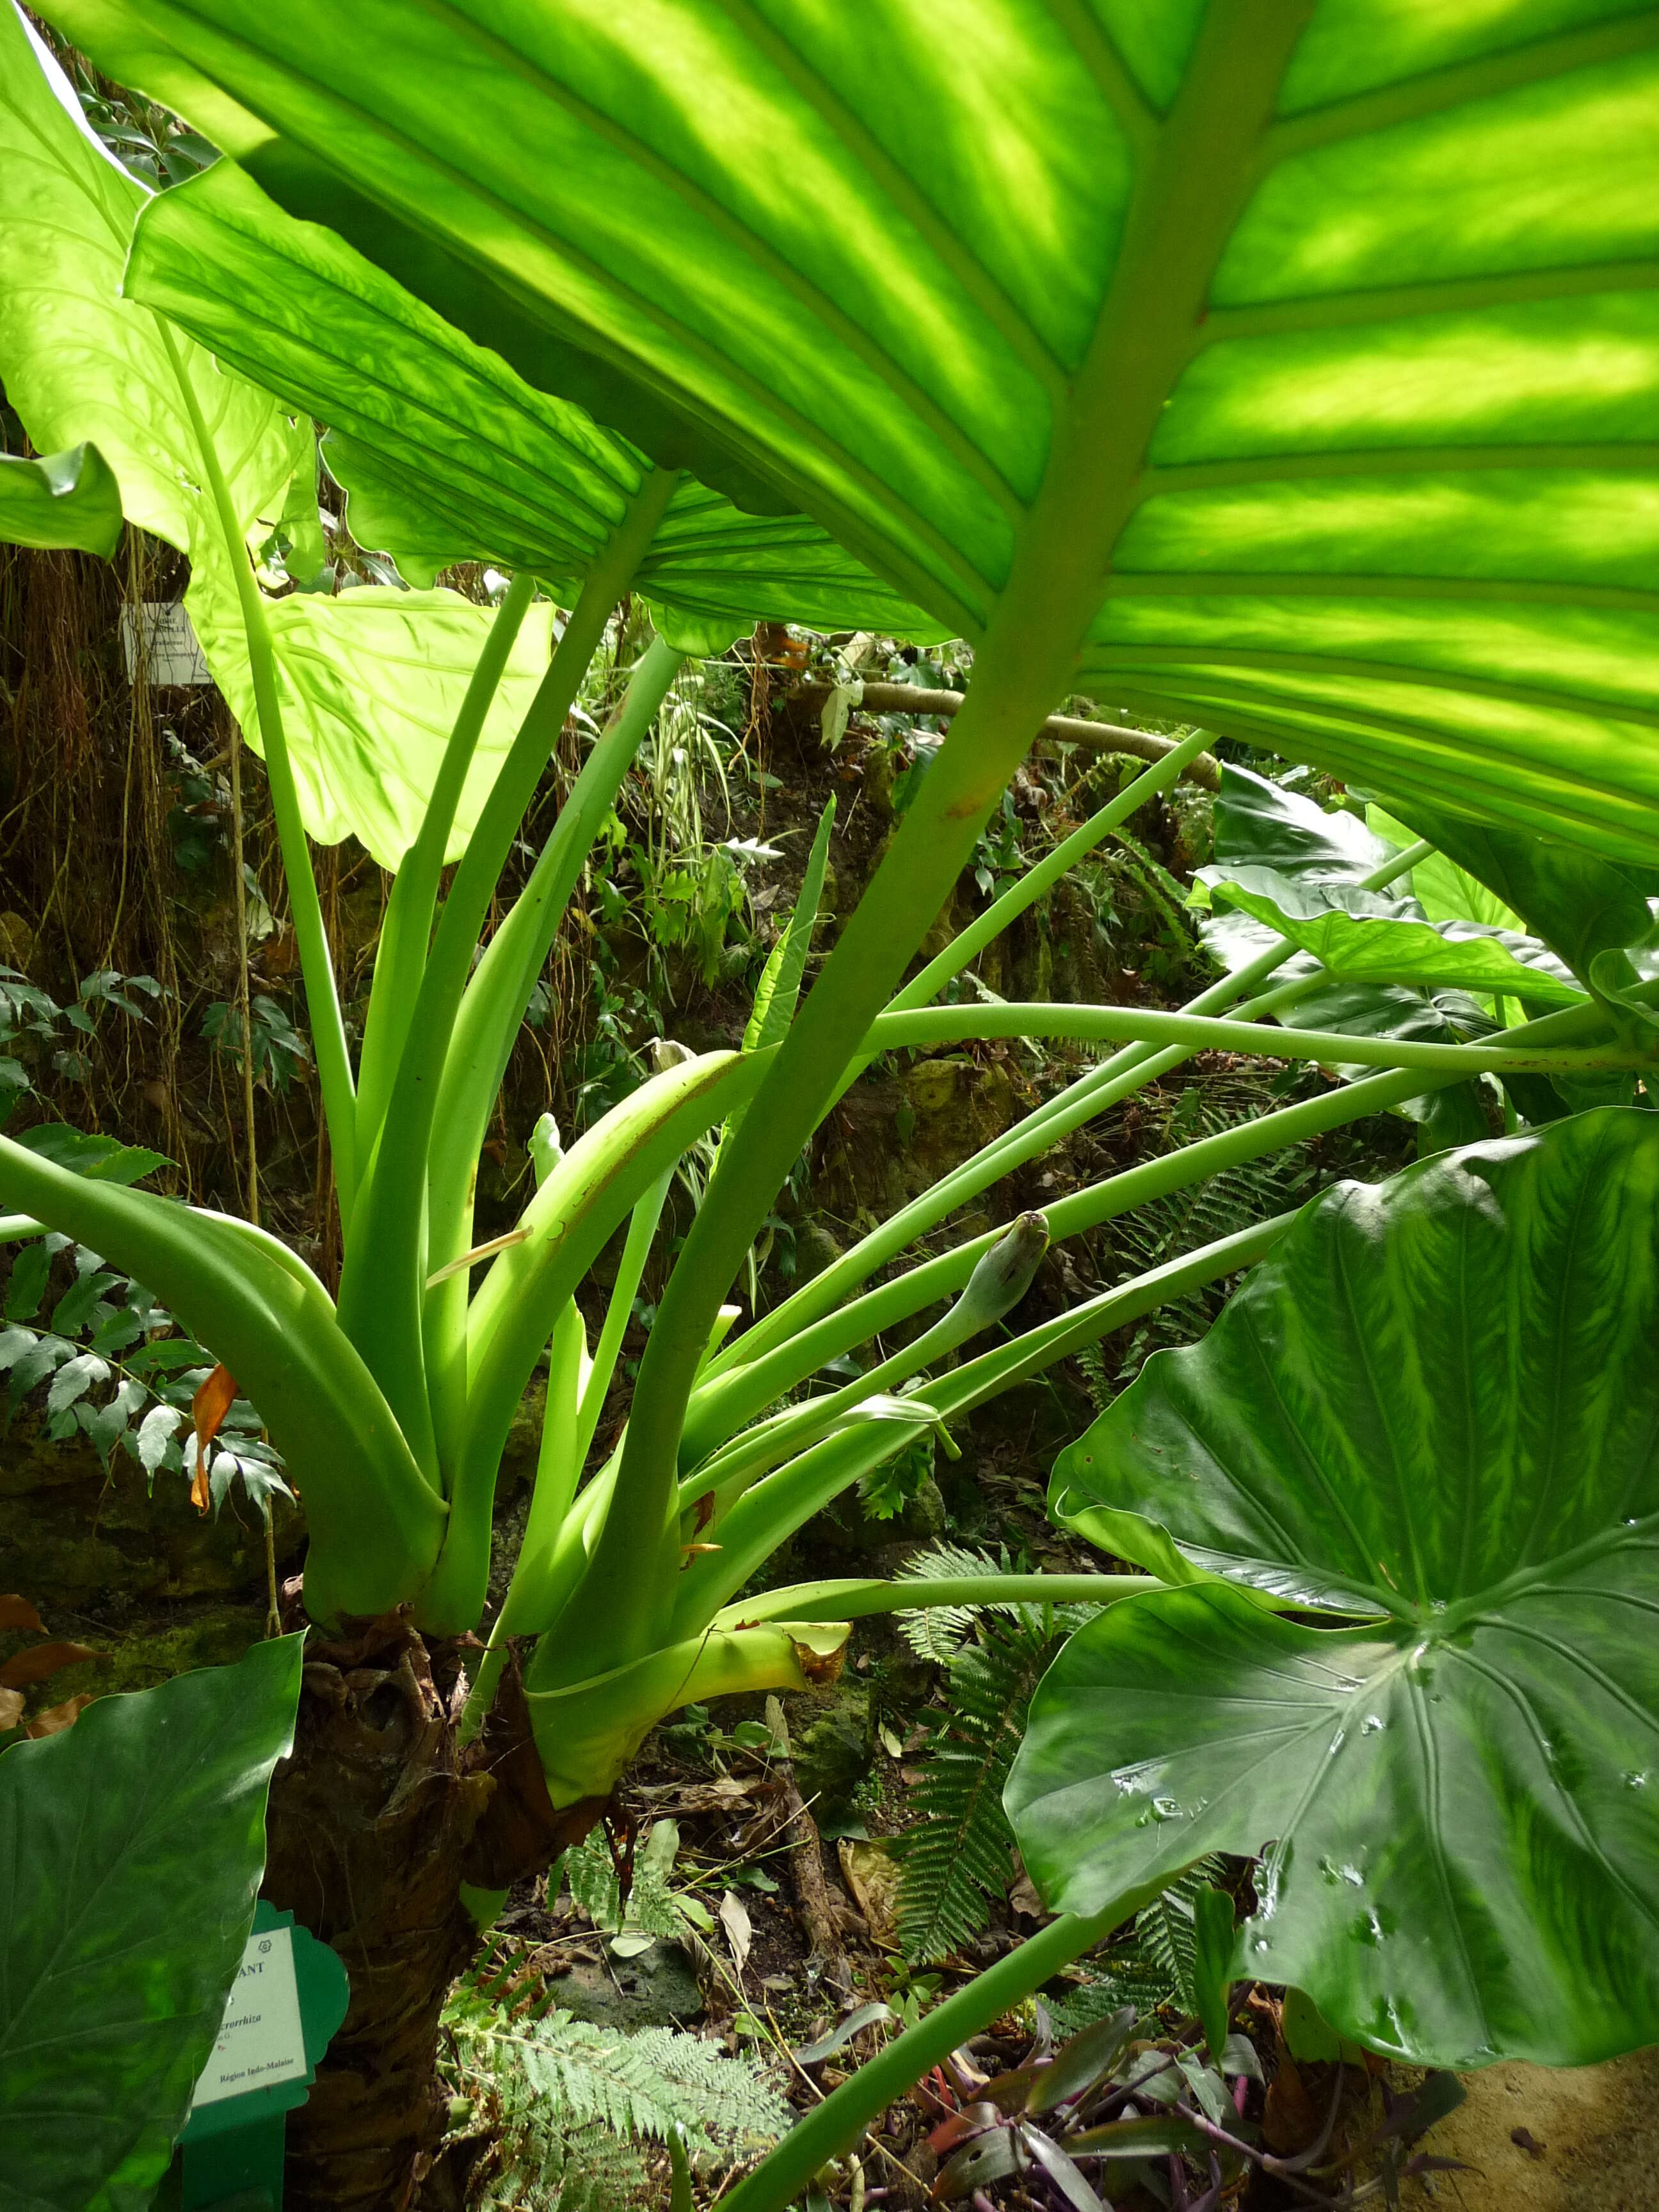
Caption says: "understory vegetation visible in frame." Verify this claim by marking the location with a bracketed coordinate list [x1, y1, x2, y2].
[4, 8, 1659, 2212]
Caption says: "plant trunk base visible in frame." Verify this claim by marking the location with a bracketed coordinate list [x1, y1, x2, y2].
[460, 1648, 610, 1887]
[263, 1599, 488, 2212]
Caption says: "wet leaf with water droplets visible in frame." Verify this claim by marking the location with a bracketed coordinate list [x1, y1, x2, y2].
[1011, 1112, 1659, 2071]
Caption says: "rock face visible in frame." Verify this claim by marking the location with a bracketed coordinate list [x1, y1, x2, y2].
[543, 1940, 705, 2030]
[1, 1376, 553, 1711]
[0, 1411, 303, 1704]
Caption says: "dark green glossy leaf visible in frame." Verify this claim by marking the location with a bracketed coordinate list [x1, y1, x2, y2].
[1366, 805, 1523, 932]
[1191, 1888, 1235, 2064]
[0, 1635, 303, 2210]
[0, 444, 123, 559]
[1375, 801, 1659, 980]
[1217, 764, 1394, 888]
[1196, 766, 1521, 1141]
[1212, 868, 1585, 1008]
[39, 3, 1659, 860]
[15, 1122, 168, 1187]
[1011, 1109, 1659, 2067]
[126, 160, 945, 643]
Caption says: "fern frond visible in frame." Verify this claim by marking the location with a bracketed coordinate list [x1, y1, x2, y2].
[1099, 1080, 1317, 1400]
[1046, 1958, 1171, 2039]
[1131, 1857, 1228, 2012]
[478, 2016, 789, 2151]
[1050, 1857, 1230, 2034]
[475, 2110, 650, 2212]
[565, 1816, 690, 1943]
[895, 1541, 1014, 1662]
[442, 1936, 790, 2205]
[894, 1611, 1061, 1966]
[894, 1542, 1102, 1662]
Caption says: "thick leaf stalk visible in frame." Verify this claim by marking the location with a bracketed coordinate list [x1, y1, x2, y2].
[423, 631, 687, 1474]
[336, 469, 677, 1482]
[523, 1621, 851, 1809]
[353, 569, 539, 1184]
[0, 1136, 443, 1621]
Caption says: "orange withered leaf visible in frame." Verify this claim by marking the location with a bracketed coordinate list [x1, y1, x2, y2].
[190, 1363, 239, 1513]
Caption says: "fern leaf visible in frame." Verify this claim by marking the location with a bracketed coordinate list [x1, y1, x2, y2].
[1131, 1857, 1228, 2013]
[442, 1936, 790, 2206]
[1052, 1857, 1230, 2033]
[894, 1612, 1061, 1965]
[566, 1817, 689, 1944]
[451, 2008, 789, 2156]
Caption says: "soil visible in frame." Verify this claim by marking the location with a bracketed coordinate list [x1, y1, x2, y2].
[1400, 2049, 1659, 2212]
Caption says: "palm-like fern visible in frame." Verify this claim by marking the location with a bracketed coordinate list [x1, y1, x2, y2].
[892, 1546, 1105, 1967]
[893, 1607, 1059, 1966]
[1046, 1859, 1230, 2036]
[441, 1937, 790, 2209]
[1089, 1073, 1316, 1399]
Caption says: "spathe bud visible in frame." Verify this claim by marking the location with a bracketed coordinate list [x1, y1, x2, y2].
[529, 1112, 564, 1187]
[945, 1209, 1050, 1348]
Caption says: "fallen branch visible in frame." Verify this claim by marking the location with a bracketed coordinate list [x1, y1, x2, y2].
[765, 1694, 852, 1993]
[807, 681, 1222, 790]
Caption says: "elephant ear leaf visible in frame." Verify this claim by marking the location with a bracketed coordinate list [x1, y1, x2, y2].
[1011, 1109, 1659, 2071]
[1211, 867, 1585, 1009]
[0, 444, 123, 559]
[1376, 800, 1659, 984]
[0, 1636, 302, 2211]
[0, 14, 564, 872]
[39, 0, 1659, 862]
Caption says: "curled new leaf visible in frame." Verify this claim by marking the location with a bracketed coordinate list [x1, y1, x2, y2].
[0, 444, 122, 559]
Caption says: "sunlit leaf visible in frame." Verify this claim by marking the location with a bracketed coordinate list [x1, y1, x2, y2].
[39, 1, 1659, 860]
[126, 159, 945, 644]
[0, 444, 123, 559]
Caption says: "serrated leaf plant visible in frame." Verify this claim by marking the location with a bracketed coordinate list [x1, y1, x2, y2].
[5, 3, 1659, 2200]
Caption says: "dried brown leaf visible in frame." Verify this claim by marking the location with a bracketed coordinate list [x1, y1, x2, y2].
[190, 1362, 238, 1511]
[26, 1692, 96, 1737]
[0, 1640, 98, 1690]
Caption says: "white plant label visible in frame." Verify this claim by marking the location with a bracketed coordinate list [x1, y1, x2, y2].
[118, 600, 210, 685]
[189, 1924, 307, 2109]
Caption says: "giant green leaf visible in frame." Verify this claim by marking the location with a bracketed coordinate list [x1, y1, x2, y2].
[1370, 796, 1659, 979]
[35, 0, 1659, 862]
[124, 157, 945, 643]
[0, 10, 568, 868]
[1192, 764, 1532, 1134]
[0, 1635, 303, 2211]
[1367, 803, 1524, 932]
[1009, 1109, 1659, 2069]
[0, 444, 123, 558]
[184, 557, 563, 866]
[0, 9, 301, 556]
[1212, 866, 1586, 1006]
